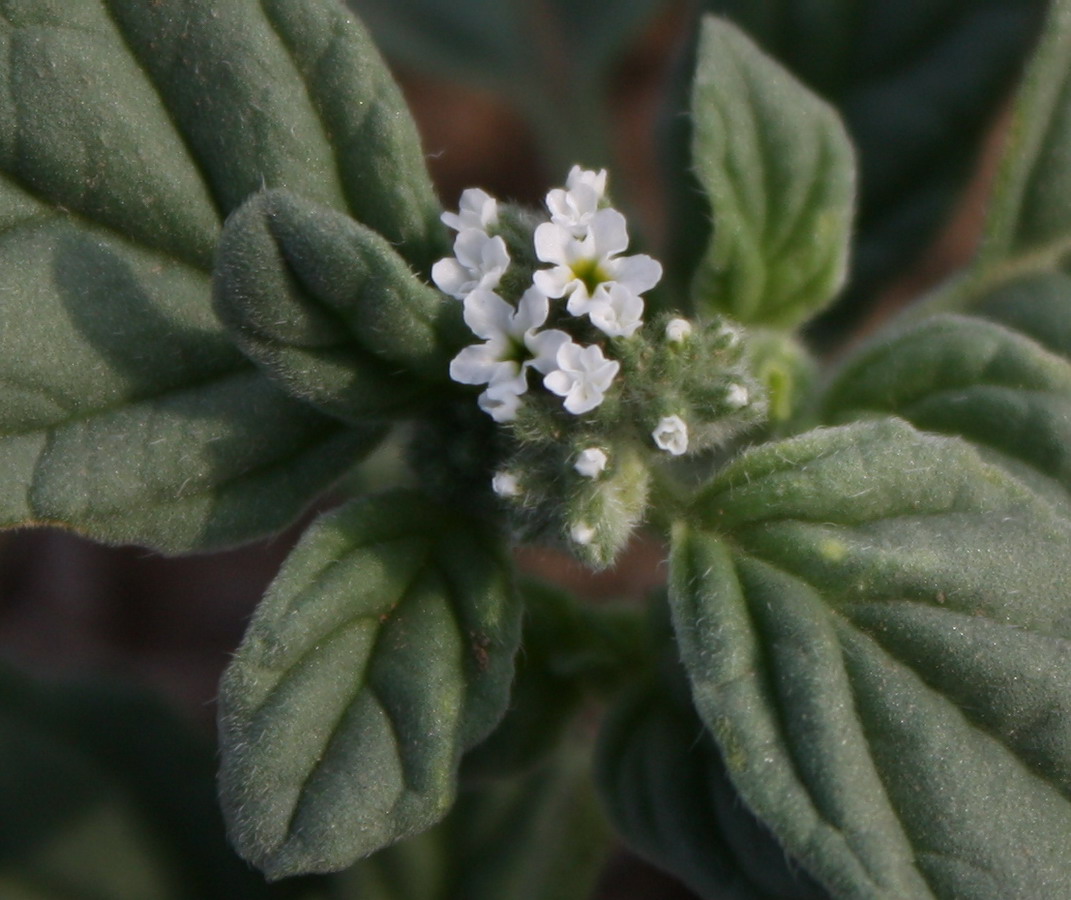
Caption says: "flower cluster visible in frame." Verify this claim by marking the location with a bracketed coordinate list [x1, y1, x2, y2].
[426, 168, 765, 568]
[433, 166, 661, 422]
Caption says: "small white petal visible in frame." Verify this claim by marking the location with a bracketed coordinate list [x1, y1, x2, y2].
[491, 471, 520, 497]
[544, 341, 620, 415]
[570, 522, 596, 545]
[479, 379, 526, 422]
[587, 208, 629, 258]
[726, 383, 750, 409]
[665, 318, 693, 342]
[463, 289, 515, 341]
[525, 328, 571, 375]
[606, 253, 662, 295]
[574, 448, 608, 478]
[449, 344, 516, 386]
[588, 285, 644, 338]
[431, 257, 473, 299]
[566, 166, 607, 197]
[514, 286, 550, 333]
[442, 188, 498, 232]
[533, 266, 576, 300]
[533, 221, 577, 266]
[652, 415, 689, 456]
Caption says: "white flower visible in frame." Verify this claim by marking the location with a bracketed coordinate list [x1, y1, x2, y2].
[533, 208, 661, 318]
[449, 288, 569, 421]
[543, 341, 620, 415]
[478, 380, 526, 423]
[432, 230, 509, 299]
[545, 166, 607, 237]
[574, 448, 608, 478]
[587, 283, 644, 338]
[725, 383, 750, 409]
[652, 415, 689, 456]
[570, 522, 596, 545]
[491, 471, 520, 497]
[441, 187, 498, 233]
[665, 318, 693, 342]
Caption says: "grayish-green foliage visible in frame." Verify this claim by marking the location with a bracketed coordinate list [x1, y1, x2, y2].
[688, 19, 855, 330]
[0, 0, 440, 550]
[1, 0, 1071, 897]
[215, 190, 460, 423]
[597, 656, 827, 899]
[217, 490, 522, 879]
[671, 419, 1071, 898]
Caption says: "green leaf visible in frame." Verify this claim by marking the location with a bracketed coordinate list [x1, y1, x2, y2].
[448, 739, 611, 900]
[596, 658, 827, 899]
[0, 665, 297, 900]
[0, 0, 439, 549]
[462, 578, 644, 779]
[687, 0, 1043, 328]
[217, 489, 522, 879]
[978, 0, 1071, 273]
[823, 291, 1071, 507]
[688, 17, 856, 331]
[671, 418, 1071, 898]
[215, 190, 459, 423]
[342, 734, 610, 900]
[927, 0, 1071, 313]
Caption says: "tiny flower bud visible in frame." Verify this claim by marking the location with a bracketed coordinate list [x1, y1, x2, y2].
[492, 471, 521, 497]
[665, 317, 693, 342]
[570, 522, 596, 545]
[574, 447, 608, 478]
[716, 323, 741, 348]
[725, 383, 750, 409]
[652, 415, 689, 456]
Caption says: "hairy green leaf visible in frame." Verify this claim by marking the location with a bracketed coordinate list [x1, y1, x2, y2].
[688, 17, 855, 330]
[824, 290, 1071, 508]
[463, 578, 644, 779]
[930, 0, 1071, 313]
[218, 490, 522, 879]
[0, 0, 440, 549]
[685, 0, 1042, 328]
[672, 418, 1071, 898]
[342, 735, 609, 900]
[979, 0, 1071, 272]
[215, 190, 459, 423]
[596, 661, 827, 900]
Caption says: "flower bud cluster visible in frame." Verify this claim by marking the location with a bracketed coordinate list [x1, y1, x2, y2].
[427, 168, 766, 567]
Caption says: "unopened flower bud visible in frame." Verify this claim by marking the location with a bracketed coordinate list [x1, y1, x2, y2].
[574, 447, 609, 478]
[725, 383, 749, 409]
[665, 317, 693, 342]
[652, 415, 689, 456]
[492, 471, 521, 497]
[570, 522, 596, 545]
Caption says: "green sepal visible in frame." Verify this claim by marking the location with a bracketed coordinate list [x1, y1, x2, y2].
[215, 190, 459, 423]
[688, 17, 855, 330]
[217, 489, 522, 879]
[672, 418, 1071, 898]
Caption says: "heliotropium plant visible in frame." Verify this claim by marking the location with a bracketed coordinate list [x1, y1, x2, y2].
[3, 0, 1071, 898]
